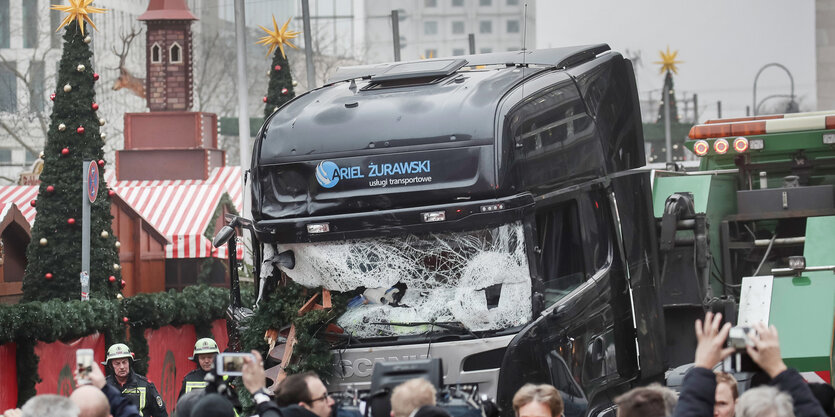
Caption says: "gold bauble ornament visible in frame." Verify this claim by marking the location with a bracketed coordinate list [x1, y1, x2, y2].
[115, 241, 121, 249]
[76, 64, 85, 72]
[58, 123, 66, 131]
[101, 230, 109, 238]
[267, 71, 271, 77]
[63, 84, 72, 93]
[39, 238, 48, 246]
[38, 151, 44, 159]
[84, 36, 92, 44]
[113, 263, 120, 271]
[100, 132, 107, 140]
[116, 293, 124, 300]
[98, 118, 106, 126]
[292, 80, 298, 87]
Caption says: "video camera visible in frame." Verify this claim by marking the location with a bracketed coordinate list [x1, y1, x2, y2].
[332, 359, 496, 417]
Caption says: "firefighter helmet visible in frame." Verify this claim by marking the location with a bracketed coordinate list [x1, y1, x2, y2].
[101, 343, 134, 365]
[188, 338, 219, 361]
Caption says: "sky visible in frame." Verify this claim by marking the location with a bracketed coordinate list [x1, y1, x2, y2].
[535, 0, 817, 122]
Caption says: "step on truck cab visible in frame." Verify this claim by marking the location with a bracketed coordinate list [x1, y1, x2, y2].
[246, 46, 667, 417]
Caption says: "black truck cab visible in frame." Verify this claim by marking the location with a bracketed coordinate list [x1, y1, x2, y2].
[249, 45, 665, 417]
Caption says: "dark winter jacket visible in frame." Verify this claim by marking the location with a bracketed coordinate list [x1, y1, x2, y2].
[671, 366, 829, 417]
[771, 368, 829, 417]
[103, 382, 142, 417]
[106, 370, 168, 417]
[178, 368, 210, 401]
[671, 367, 715, 417]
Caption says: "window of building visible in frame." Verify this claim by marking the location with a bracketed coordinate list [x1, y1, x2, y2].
[452, 21, 465, 34]
[480, 0, 492, 5]
[425, 0, 437, 6]
[480, 47, 492, 53]
[479, 20, 492, 34]
[452, 0, 464, 5]
[0, 0, 9, 48]
[22, 0, 38, 48]
[0, 149, 11, 164]
[29, 61, 44, 113]
[151, 43, 162, 63]
[169, 42, 182, 64]
[51, 0, 62, 47]
[24, 149, 38, 164]
[424, 21, 438, 35]
[424, 49, 437, 59]
[0, 62, 17, 112]
[507, 20, 520, 33]
[452, 48, 465, 56]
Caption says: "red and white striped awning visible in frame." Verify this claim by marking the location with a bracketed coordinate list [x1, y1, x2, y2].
[0, 167, 244, 260]
[109, 167, 244, 259]
[0, 186, 39, 225]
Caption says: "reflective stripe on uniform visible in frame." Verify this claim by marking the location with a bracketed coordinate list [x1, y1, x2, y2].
[122, 387, 147, 416]
[184, 381, 208, 393]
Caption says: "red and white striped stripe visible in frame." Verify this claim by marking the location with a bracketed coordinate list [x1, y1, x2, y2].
[0, 167, 243, 260]
[0, 186, 39, 225]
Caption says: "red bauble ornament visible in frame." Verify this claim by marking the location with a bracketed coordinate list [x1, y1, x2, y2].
[46, 185, 55, 193]
[50, 93, 56, 101]
[108, 275, 116, 283]
[45, 273, 53, 280]
[108, 190, 115, 197]
[262, 96, 267, 103]
[30, 199, 36, 207]
[98, 159, 105, 167]
[281, 88, 288, 94]
[274, 65, 281, 71]
[93, 73, 99, 81]
[61, 148, 69, 156]
[67, 218, 76, 225]
[120, 279, 126, 288]
[92, 102, 99, 111]
[122, 317, 129, 323]
[76, 126, 85, 134]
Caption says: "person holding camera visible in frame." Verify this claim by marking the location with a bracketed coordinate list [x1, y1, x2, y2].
[74, 353, 142, 417]
[672, 312, 828, 417]
[178, 338, 220, 400]
[102, 343, 168, 417]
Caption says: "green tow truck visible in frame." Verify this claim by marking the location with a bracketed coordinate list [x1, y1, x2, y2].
[653, 110, 835, 384]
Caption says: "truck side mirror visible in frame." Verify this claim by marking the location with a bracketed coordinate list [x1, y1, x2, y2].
[213, 225, 235, 248]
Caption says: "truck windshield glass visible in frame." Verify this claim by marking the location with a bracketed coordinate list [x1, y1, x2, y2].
[276, 221, 532, 337]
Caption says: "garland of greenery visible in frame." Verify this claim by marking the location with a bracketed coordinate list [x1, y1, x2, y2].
[236, 280, 353, 413]
[0, 285, 228, 404]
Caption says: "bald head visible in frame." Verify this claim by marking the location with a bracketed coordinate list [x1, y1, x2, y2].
[70, 386, 111, 417]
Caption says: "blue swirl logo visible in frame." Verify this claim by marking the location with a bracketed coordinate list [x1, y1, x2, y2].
[316, 161, 340, 188]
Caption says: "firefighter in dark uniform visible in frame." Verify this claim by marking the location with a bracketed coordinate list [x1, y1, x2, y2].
[103, 343, 168, 417]
[177, 337, 220, 401]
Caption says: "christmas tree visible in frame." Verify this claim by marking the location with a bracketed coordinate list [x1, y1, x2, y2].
[656, 71, 680, 123]
[654, 46, 682, 123]
[22, 1, 121, 302]
[257, 16, 300, 118]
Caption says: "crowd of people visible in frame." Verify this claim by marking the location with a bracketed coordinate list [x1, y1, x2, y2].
[2, 313, 833, 417]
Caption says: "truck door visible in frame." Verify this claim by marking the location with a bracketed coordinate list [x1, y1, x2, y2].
[497, 187, 641, 416]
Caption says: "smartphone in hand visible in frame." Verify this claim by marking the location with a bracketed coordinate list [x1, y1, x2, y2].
[76, 349, 94, 385]
[216, 352, 255, 376]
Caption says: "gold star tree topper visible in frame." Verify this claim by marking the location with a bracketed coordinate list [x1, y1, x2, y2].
[51, 0, 106, 36]
[654, 46, 683, 75]
[257, 16, 300, 58]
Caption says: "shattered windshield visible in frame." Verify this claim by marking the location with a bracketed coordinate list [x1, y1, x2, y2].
[275, 221, 532, 338]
